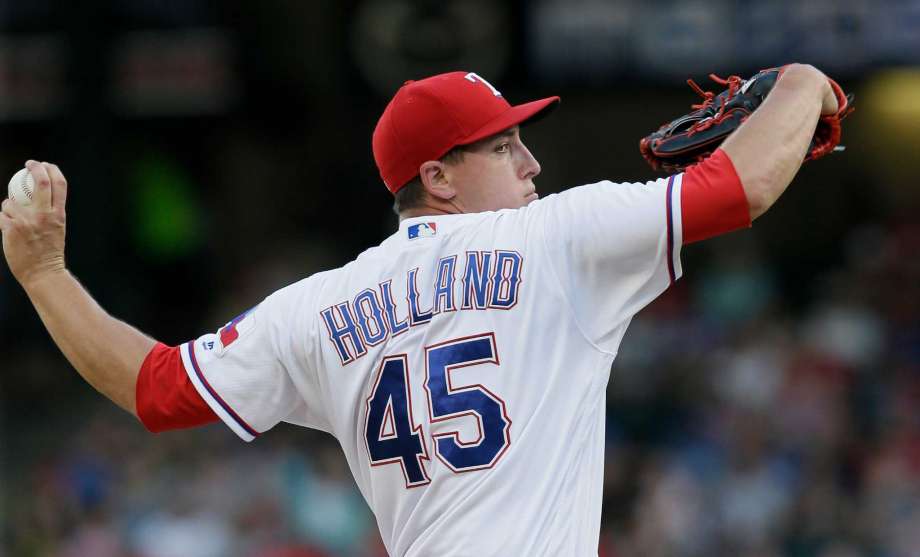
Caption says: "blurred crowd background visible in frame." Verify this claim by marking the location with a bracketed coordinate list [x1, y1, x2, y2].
[1, 1, 919, 556]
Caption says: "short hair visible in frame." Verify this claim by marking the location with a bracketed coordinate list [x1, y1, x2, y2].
[392, 145, 467, 216]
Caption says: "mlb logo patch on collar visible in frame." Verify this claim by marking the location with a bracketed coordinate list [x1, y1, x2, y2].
[408, 222, 437, 239]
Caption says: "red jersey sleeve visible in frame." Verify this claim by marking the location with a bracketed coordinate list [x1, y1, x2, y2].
[680, 148, 752, 244]
[136, 342, 218, 433]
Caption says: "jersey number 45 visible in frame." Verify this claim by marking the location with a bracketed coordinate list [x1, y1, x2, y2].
[363, 332, 512, 488]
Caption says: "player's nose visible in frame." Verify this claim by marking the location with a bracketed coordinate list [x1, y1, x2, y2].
[517, 144, 541, 181]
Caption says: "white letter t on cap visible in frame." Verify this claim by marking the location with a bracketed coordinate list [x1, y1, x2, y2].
[465, 72, 502, 96]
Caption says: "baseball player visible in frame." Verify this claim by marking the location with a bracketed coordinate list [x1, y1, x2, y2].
[0, 66, 846, 555]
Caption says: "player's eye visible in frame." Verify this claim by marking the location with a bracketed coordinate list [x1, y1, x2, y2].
[495, 142, 511, 154]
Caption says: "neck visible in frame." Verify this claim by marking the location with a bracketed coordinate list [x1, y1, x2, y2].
[398, 200, 464, 222]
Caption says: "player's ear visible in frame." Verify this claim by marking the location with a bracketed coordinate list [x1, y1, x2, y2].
[419, 160, 456, 201]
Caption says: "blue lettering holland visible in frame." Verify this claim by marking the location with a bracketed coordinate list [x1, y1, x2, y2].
[321, 250, 523, 366]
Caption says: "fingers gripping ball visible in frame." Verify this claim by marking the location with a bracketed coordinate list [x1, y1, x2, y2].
[8, 168, 35, 206]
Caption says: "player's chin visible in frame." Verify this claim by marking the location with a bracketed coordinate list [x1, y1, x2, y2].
[524, 192, 539, 205]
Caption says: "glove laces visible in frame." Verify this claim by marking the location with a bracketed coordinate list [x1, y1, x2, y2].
[686, 74, 744, 135]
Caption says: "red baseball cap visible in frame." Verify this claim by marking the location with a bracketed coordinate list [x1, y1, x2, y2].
[373, 71, 560, 194]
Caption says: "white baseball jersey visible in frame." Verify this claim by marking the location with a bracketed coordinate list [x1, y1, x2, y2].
[179, 175, 684, 556]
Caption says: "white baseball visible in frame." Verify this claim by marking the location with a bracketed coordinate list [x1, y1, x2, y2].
[8, 167, 35, 207]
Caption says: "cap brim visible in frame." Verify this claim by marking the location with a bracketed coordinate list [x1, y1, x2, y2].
[458, 96, 560, 146]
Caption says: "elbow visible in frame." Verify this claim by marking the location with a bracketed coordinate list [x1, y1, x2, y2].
[742, 153, 797, 221]
[744, 176, 774, 221]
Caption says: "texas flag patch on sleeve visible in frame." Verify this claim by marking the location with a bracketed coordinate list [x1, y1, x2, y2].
[408, 222, 437, 239]
[211, 307, 257, 356]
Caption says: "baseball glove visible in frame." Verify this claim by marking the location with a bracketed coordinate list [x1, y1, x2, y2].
[639, 67, 854, 172]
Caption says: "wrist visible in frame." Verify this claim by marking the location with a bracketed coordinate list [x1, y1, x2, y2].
[776, 63, 823, 90]
[777, 64, 838, 115]
[21, 262, 69, 293]
[820, 78, 840, 116]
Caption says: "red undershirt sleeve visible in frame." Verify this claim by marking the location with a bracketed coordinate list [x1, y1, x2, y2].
[136, 342, 219, 433]
[680, 148, 752, 244]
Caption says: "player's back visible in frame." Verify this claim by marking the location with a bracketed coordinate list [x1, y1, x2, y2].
[188, 176, 680, 556]
[298, 200, 616, 556]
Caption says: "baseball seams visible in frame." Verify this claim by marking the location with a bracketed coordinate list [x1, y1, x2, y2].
[8, 168, 35, 206]
[23, 178, 34, 200]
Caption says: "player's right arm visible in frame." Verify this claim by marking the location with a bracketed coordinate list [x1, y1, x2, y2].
[720, 63, 841, 220]
[1, 160, 221, 433]
[0, 161, 157, 416]
[2, 162, 321, 438]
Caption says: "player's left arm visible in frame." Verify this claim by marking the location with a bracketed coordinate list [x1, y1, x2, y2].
[677, 64, 844, 244]
[1, 161, 157, 416]
[721, 63, 841, 220]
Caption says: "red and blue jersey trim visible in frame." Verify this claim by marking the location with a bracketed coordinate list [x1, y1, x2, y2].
[664, 174, 684, 285]
[183, 341, 260, 441]
[666, 175, 677, 284]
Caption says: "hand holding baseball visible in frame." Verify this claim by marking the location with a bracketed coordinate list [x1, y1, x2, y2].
[1, 160, 68, 288]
